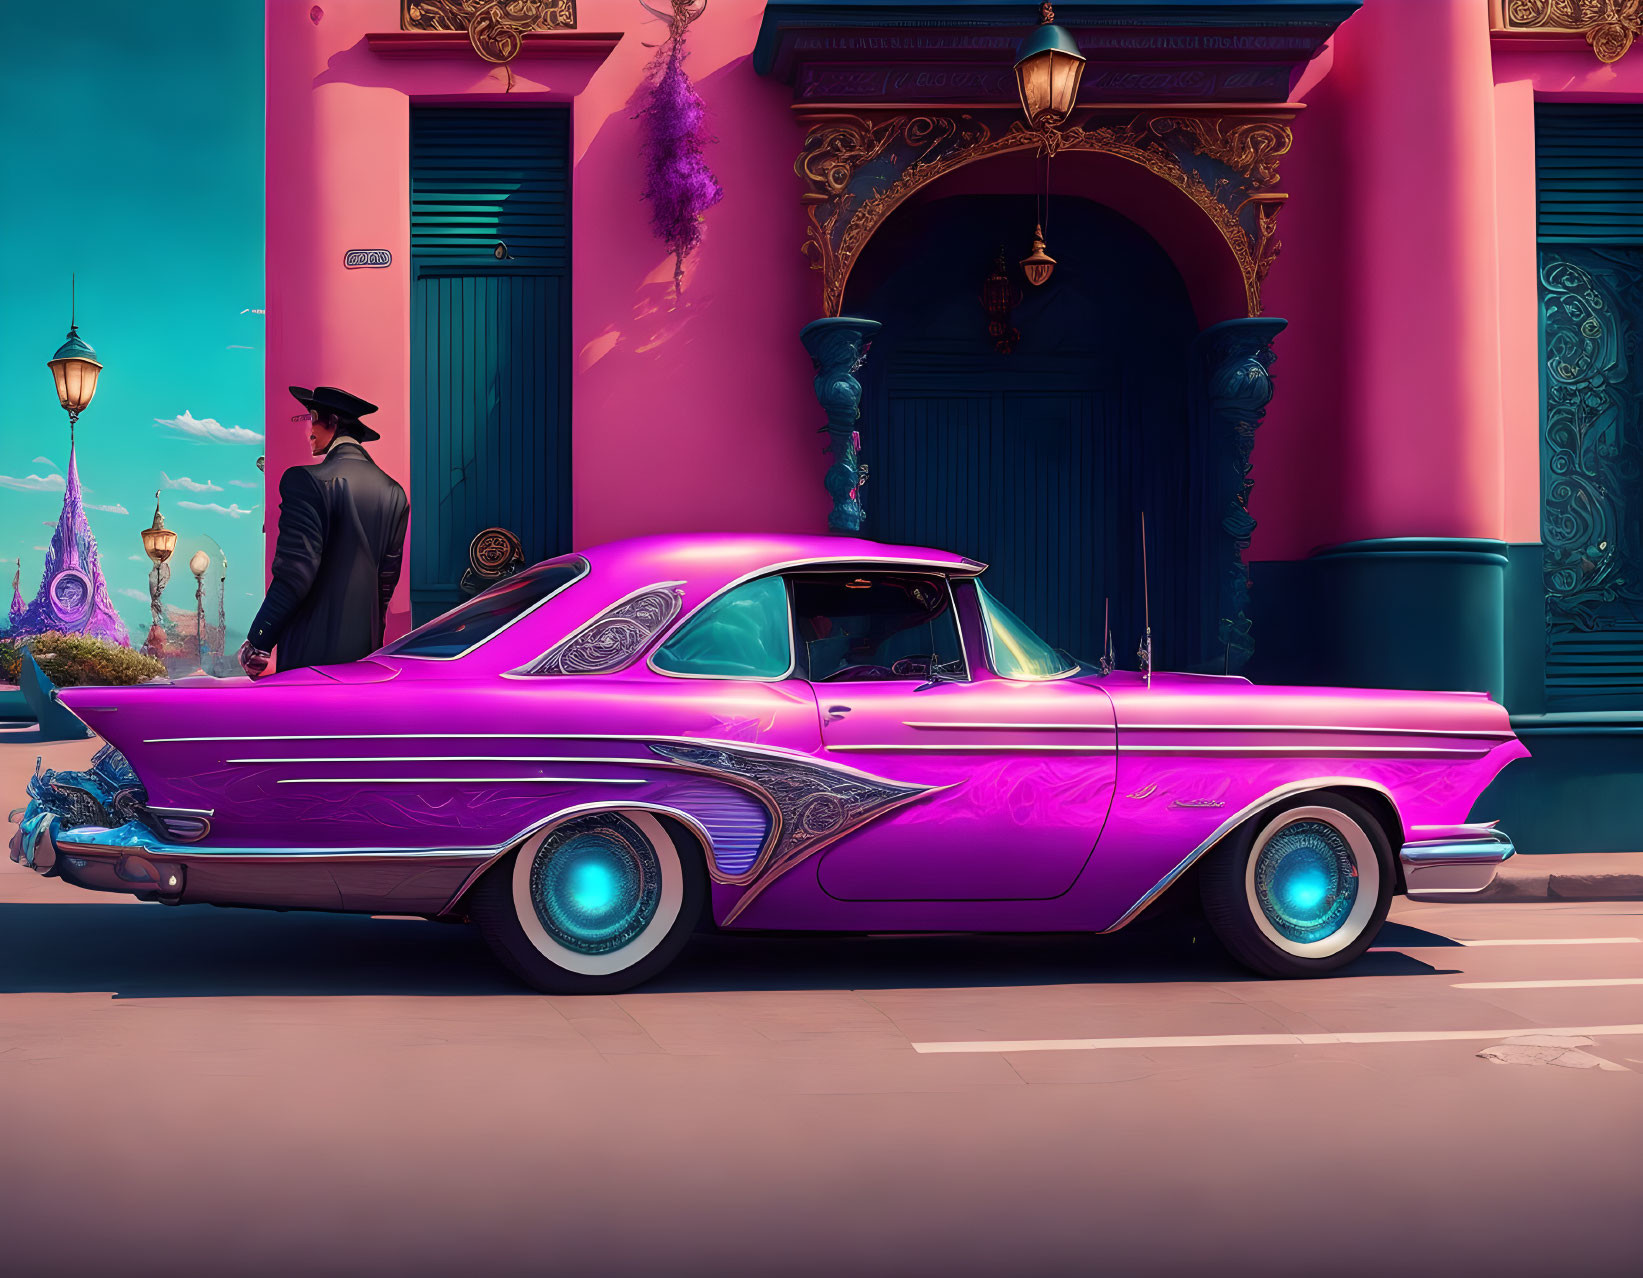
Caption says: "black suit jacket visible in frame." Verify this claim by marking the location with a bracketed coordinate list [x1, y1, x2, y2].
[249, 440, 410, 671]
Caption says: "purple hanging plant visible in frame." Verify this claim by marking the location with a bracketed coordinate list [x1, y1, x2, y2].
[637, 0, 723, 298]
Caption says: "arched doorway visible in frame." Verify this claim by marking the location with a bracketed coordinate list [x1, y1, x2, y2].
[846, 193, 1208, 669]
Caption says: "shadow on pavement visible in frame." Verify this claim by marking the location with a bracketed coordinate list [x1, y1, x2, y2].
[0, 901, 1450, 998]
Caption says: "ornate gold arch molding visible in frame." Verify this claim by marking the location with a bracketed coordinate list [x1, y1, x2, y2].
[796, 109, 1295, 319]
[1492, 1, 1642, 63]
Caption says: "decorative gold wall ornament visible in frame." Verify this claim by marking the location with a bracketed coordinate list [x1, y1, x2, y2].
[1495, 0, 1643, 63]
[795, 111, 1293, 318]
[402, 0, 577, 63]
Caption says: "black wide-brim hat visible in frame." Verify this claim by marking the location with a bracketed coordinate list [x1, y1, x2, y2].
[289, 385, 381, 442]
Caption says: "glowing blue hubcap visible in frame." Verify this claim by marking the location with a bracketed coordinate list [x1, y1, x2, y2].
[1253, 819, 1359, 944]
[530, 816, 661, 955]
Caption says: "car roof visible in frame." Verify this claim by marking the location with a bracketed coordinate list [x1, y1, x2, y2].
[576, 532, 987, 584]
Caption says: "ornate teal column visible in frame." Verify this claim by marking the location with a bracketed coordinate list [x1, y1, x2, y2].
[800, 317, 881, 533]
[1196, 316, 1287, 671]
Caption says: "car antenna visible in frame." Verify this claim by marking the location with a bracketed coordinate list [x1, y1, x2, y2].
[1137, 512, 1153, 688]
[1098, 597, 1113, 676]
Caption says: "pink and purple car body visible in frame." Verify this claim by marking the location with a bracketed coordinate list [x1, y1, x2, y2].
[9, 533, 1526, 992]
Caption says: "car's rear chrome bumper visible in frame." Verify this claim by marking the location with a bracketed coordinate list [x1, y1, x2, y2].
[1400, 829, 1515, 901]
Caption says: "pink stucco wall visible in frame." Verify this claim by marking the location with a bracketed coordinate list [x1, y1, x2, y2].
[269, 0, 1643, 623]
[266, 0, 829, 640]
[1254, 2, 1643, 561]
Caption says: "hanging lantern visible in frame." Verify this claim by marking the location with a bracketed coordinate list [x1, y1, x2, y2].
[141, 494, 177, 565]
[1021, 225, 1056, 287]
[1013, 3, 1086, 132]
[981, 251, 1021, 353]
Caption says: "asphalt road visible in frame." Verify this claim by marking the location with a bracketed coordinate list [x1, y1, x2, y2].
[3, 743, 1641, 1276]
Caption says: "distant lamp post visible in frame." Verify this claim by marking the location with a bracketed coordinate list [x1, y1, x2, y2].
[1013, 4, 1085, 287]
[216, 553, 228, 677]
[46, 275, 103, 444]
[140, 492, 178, 657]
[190, 549, 211, 667]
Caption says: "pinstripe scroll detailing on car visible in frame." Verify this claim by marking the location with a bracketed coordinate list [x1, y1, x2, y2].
[648, 741, 936, 923]
[526, 585, 684, 675]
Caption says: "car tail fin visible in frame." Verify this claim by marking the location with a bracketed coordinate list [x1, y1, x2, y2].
[21, 652, 93, 742]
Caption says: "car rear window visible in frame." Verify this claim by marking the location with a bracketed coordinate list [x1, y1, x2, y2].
[385, 556, 588, 659]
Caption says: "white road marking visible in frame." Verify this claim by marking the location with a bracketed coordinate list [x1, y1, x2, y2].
[911, 1024, 1643, 1055]
[1372, 937, 1641, 951]
[1452, 978, 1643, 990]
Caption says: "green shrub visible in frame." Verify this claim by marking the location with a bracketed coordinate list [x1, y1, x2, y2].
[1, 631, 165, 687]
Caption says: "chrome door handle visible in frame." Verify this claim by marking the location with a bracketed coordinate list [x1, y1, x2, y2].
[824, 705, 851, 723]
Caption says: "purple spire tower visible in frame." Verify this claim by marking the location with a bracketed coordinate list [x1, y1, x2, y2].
[14, 444, 130, 645]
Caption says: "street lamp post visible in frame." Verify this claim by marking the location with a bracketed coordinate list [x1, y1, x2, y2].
[46, 276, 103, 445]
[190, 550, 211, 669]
[216, 553, 228, 676]
[140, 492, 178, 658]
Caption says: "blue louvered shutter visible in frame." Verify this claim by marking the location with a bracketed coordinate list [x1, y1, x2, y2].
[410, 107, 572, 625]
[1536, 105, 1643, 707]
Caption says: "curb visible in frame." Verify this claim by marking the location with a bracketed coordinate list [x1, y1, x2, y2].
[1477, 854, 1643, 902]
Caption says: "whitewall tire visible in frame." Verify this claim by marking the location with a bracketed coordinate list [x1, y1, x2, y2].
[470, 810, 706, 994]
[1199, 793, 1394, 978]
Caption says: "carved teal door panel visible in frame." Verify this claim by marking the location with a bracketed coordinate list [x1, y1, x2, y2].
[850, 196, 1201, 667]
[409, 107, 571, 625]
[1539, 246, 1643, 707]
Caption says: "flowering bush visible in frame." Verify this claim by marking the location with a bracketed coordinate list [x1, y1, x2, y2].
[0, 631, 165, 687]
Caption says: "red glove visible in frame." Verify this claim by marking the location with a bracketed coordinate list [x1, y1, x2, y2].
[238, 641, 272, 680]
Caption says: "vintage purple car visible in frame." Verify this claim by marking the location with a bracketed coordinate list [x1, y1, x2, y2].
[10, 533, 1526, 992]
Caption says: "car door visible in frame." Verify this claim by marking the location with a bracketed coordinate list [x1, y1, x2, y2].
[793, 571, 1118, 901]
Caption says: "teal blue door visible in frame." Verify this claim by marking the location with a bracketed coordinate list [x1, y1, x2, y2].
[851, 196, 1202, 667]
[410, 107, 571, 625]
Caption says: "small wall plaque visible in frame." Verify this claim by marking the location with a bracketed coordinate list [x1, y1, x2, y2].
[344, 249, 392, 269]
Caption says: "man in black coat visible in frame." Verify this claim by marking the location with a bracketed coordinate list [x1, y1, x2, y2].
[239, 386, 410, 676]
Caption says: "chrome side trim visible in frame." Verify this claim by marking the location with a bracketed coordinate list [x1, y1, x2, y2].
[1115, 722, 1516, 740]
[273, 776, 650, 786]
[902, 721, 1116, 732]
[1102, 777, 1401, 933]
[228, 755, 644, 765]
[1116, 744, 1493, 758]
[385, 554, 589, 662]
[828, 743, 1116, 754]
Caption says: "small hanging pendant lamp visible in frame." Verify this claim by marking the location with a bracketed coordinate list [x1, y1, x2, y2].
[1020, 226, 1056, 287]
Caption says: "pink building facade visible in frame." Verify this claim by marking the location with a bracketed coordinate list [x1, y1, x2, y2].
[265, 0, 1643, 852]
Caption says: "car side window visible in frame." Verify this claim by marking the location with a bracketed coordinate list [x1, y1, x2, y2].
[651, 575, 794, 679]
[790, 573, 965, 683]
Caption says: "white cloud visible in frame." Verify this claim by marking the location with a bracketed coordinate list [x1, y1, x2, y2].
[153, 410, 264, 445]
[117, 587, 148, 602]
[239, 307, 265, 315]
[161, 472, 223, 493]
[32, 545, 47, 551]
[0, 473, 66, 492]
[228, 479, 259, 488]
[86, 502, 129, 515]
[177, 500, 258, 519]
[41, 521, 55, 528]
[128, 554, 145, 561]
[226, 344, 255, 350]
[31, 456, 59, 472]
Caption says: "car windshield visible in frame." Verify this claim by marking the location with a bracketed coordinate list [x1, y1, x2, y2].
[975, 579, 1077, 680]
[385, 556, 588, 658]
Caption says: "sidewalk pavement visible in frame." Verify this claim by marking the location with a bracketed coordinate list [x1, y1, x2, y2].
[1482, 852, 1643, 902]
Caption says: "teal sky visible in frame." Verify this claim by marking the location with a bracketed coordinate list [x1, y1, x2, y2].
[0, 2, 264, 645]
